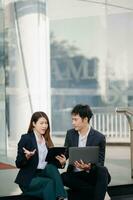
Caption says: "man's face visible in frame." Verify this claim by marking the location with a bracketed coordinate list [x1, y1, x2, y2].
[71, 114, 87, 132]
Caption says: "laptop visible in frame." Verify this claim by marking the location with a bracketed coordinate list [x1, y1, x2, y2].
[69, 146, 99, 165]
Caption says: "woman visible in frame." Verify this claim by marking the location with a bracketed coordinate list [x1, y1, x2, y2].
[15, 111, 67, 200]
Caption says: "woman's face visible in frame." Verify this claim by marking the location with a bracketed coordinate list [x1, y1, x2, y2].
[33, 117, 48, 135]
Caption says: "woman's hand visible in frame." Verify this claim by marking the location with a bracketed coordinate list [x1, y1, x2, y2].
[74, 160, 91, 171]
[23, 147, 36, 160]
[56, 154, 66, 168]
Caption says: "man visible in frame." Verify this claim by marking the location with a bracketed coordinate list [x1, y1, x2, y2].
[61, 104, 111, 200]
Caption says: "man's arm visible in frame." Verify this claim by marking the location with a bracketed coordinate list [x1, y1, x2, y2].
[98, 135, 106, 166]
[64, 131, 70, 159]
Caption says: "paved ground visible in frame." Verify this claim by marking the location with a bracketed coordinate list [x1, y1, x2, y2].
[0, 136, 133, 196]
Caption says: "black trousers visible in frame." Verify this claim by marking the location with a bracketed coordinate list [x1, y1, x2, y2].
[61, 166, 111, 200]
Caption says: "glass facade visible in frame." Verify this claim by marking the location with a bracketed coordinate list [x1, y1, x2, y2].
[0, 0, 133, 189]
[0, 0, 6, 155]
[49, 0, 133, 134]
[0, 0, 51, 156]
[0, 1, 132, 185]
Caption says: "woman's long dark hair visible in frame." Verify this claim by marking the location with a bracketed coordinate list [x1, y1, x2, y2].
[27, 111, 54, 147]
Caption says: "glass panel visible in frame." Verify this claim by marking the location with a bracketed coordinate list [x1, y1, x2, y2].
[49, 0, 107, 134]
[0, 0, 6, 156]
[49, 0, 133, 187]
[105, 0, 133, 186]
[4, 0, 50, 158]
[108, 0, 133, 9]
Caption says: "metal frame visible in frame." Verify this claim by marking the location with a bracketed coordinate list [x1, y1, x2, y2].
[116, 107, 133, 178]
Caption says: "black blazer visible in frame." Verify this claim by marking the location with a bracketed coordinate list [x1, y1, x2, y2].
[64, 127, 106, 171]
[15, 132, 43, 188]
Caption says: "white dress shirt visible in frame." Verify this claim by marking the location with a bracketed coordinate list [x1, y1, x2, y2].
[78, 126, 91, 147]
[74, 126, 91, 172]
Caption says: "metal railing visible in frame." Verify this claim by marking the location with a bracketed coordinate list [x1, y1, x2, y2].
[53, 107, 131, 142]
[91, 108, 130, 140]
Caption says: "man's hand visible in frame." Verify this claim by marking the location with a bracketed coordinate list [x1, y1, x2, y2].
[23, 147, 36, 160]
[56, 154, 66, 167]
[74, 160, 91, 171]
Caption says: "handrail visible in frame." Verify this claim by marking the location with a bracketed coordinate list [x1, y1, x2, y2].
[116, 107, 133, 116]
[116, 107, 133, 178]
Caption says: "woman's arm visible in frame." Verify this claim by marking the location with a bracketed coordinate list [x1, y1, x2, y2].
[15, 135, 30, 168]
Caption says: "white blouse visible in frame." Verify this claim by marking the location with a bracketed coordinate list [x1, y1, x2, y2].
[34, 132, 48, 169]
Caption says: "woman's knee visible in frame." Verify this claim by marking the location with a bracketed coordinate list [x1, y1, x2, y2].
[42, 177, 54, 188]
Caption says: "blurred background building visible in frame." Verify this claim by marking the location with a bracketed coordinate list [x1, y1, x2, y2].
[0, 0, 133, 158]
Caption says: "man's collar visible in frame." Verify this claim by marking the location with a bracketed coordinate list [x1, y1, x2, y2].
[78, 125, 91, 138]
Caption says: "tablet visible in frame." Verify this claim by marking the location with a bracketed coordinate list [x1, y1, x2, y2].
[45, 147, 67, 168]
[69, 146, 99, 165]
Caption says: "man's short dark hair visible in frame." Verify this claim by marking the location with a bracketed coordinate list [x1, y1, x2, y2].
[71, 104, 93, 122]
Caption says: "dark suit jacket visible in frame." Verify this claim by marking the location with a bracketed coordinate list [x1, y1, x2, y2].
[64, 127, 106, 171]
[15, 132, 42, 188]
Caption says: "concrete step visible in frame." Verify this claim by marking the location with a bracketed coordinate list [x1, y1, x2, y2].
[108, 184, 133, 199]
[0, 195, 40, 200]
[112, 194, 133, 200]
